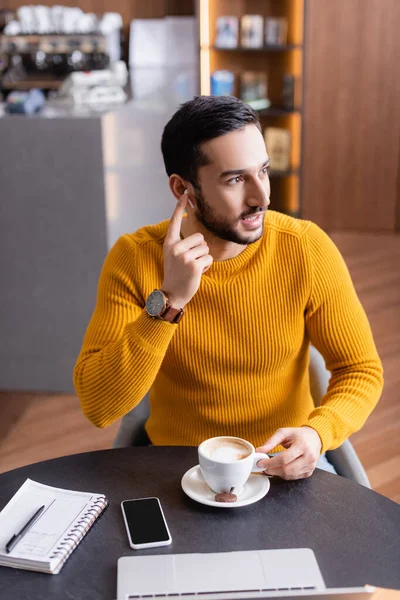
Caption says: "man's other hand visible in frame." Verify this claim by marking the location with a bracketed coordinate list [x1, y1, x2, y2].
[256, 426, 322, 480]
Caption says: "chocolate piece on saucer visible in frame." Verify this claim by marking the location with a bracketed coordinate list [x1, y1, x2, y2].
[215, 492, 237, 503]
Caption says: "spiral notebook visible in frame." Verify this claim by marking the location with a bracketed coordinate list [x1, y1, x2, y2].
[0, 478, 108, 574]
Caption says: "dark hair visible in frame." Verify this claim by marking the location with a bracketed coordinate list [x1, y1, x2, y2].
[161, 95, 261, 185]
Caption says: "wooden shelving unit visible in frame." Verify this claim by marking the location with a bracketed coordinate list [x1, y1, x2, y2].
[198, 0, 305, 217]
[210, 44, 303, 51]
[1, 75, 65, 91]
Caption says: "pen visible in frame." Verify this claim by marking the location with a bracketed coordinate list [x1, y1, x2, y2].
[5, 505, 45, 553]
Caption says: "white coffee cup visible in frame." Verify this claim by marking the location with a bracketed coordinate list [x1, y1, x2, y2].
[198, 436, 270, 494]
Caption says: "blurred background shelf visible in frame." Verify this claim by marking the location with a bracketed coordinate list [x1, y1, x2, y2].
[269, 168, 299, 178]
[1, 76, 64, 90]
[211, 44, 303, 51]
[257, 106, 301, 117]
[199, 0, 305, 218]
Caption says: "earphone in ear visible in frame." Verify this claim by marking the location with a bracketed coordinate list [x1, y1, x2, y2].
[183, 188, 195, 209]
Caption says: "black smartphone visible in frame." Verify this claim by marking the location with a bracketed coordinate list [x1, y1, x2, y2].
[121, 497, 172, 550]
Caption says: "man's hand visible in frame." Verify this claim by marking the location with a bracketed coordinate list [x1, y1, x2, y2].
[161, 196, 213, 308]
[256, 426, 322, 480]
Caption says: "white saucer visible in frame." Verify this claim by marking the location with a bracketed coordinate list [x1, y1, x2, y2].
[181, 465, 270, 508]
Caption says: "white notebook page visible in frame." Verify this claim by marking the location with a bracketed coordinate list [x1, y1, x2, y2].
[0, 479, 100, 561]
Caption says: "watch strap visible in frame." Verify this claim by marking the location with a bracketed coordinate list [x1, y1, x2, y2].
[160, 303, 185, 324]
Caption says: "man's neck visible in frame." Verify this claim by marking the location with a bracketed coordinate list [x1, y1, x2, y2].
[180, 214, 247, 262]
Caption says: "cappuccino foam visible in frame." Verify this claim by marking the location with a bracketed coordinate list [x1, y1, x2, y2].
[203, 439, 250, 463]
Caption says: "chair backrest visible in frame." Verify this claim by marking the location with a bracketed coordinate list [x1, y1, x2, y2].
[308, 345, 331, 407]
[307, 347, 371, 488]
[113, 390, 150, 448]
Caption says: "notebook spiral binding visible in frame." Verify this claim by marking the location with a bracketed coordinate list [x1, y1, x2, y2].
[49, 495, 108, 569]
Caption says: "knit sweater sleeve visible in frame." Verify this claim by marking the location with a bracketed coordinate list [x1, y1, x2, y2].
[73, 235, 176, 428]
[303, 223, 383, 452]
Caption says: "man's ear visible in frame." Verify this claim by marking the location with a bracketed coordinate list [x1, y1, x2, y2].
[169, 175, 187, 200]
[169, 176, 195, 208]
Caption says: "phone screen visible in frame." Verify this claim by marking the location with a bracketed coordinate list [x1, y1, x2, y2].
[121, 498, 170, 545]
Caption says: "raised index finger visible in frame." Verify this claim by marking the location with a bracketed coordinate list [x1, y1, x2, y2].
[165, 197, 187, 244]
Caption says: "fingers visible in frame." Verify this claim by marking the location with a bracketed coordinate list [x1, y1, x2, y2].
[264, 455, 317, 480]
[257, 446, 302, 471]
[295, 471, 314, 480]
[165, 197, 188, 244]
[197, 254, 213, 273]
[257, 426, 321, 481]
[170, 233, 205, 256]
[256, 428, 295, 454]
[183, 242, 210, 263]
[288, 466, 315, 480]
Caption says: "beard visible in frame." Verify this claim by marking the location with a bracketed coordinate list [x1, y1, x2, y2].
[193, 186, 266, 245]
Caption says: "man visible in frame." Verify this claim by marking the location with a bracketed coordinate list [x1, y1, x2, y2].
[74, 96, 383, 480]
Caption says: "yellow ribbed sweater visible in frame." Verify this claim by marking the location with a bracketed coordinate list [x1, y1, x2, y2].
[74, 211, 383, 453]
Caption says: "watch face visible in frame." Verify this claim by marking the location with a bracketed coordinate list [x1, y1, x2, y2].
[146, 290, 165, 316]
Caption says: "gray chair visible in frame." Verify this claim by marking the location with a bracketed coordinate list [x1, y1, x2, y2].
[113, 345, 371, 488]
[308, 345, 371, 488]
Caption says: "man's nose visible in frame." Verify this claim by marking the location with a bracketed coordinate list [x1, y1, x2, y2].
[247, 178, 270, 208]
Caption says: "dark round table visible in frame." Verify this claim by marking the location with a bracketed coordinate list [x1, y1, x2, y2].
[0, 447, 399, 600]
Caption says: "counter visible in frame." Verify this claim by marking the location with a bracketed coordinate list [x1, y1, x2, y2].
[0, 65, 198, 392]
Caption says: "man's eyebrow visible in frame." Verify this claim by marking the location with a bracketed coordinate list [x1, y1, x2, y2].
[218, 158, 270, 179]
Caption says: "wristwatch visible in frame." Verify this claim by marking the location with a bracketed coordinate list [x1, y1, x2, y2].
[145, 290, 185, 324]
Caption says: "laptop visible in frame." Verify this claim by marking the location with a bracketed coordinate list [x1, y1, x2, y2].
[116, 549, 377, 600]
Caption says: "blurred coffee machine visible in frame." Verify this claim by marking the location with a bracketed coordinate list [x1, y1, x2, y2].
[59, 60, 128, 106]
[0, 6, 122, 91]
